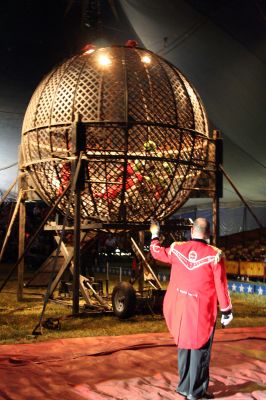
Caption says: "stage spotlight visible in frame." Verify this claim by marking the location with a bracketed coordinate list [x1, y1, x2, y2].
[98, 54, 112, 66]
[141, 55, 151, 64]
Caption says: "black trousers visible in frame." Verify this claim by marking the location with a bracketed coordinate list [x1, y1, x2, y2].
[176, 329, 215, 398]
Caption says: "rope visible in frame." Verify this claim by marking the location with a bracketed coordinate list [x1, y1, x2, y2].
[0, 162, 18, 171]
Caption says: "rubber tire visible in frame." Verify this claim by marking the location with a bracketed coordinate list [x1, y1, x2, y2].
[112, 281, 136, 319]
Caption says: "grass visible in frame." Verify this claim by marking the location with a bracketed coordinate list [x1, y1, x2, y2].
[0, 279, 265, 345]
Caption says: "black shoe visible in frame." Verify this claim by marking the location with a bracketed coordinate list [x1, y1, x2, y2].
[186, 392, 214, 400]
[202, 392, 214, 399]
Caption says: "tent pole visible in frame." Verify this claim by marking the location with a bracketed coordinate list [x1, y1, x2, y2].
[212, 196, 219, 246]
[17, 145, 26, 300]
[72, 164, 82, 315]
[71, 114, 86, 315]
[220, 164, 263, 230]
[138, 231, 145, 295]
[212, 130, 222, 246]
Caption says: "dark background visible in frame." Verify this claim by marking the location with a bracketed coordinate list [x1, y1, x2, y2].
[0, 0, 265, 205]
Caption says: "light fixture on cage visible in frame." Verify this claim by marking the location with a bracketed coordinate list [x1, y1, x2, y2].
[21, 44, 210, 225]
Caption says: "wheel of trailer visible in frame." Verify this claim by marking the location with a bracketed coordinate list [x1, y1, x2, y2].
[112, 282, 136, 319]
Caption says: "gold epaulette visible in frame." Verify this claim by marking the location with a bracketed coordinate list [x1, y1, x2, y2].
[209, 244, 221, 252]
[209, 244, 223, 263]
[172, 241, 185, 246]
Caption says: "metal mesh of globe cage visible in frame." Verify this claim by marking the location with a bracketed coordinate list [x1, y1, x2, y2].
[21, 45, 214, 225]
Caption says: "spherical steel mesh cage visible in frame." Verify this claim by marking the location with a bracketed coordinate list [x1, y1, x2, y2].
[21, 46, 210, 224]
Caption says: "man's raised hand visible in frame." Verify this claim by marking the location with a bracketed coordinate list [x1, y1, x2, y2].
[150, 218, 160, 239]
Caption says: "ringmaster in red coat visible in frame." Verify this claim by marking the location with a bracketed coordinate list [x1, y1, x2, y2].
[150, 218, 233, 400]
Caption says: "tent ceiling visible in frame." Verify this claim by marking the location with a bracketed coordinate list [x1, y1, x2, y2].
[119, 0, 266, 202]
[0, 0, 265, 206]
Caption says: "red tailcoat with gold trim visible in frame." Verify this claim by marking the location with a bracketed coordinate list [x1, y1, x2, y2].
[150, 239, 231, 349]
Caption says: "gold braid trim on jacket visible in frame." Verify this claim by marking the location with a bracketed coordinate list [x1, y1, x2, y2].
[209, 244, 223, 264]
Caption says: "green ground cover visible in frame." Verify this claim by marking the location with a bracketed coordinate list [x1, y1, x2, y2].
[0, 279, 265, 345]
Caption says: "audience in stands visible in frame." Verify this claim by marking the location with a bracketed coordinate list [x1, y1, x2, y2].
[221, 239, 266, 262]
